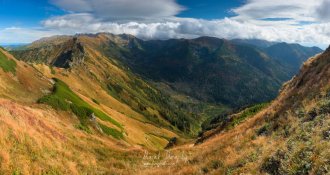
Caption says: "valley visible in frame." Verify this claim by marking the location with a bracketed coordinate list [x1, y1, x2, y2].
[0, 33, 327, 174]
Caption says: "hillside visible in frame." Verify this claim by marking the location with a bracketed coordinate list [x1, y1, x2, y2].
[139, 46, 330, 174]
[12, 34, 321, 110]
[12, 36, 208, 135]
[265, 43, 323, 76]
[0, 47, 185, 152]
[3, 34, 327, 174]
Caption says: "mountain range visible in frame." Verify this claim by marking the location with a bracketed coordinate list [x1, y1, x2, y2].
[12, 34, 322, 108]
[0, 33, 327, 174]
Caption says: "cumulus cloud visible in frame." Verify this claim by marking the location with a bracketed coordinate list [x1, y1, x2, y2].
[50, 0, 184, 20]
[41, 14, 330, 45]
[2, 0, 330, 47]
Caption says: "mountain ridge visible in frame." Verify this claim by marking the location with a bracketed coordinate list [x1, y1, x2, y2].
[12, 33, 322, 109]
[1, 33, 329, 174]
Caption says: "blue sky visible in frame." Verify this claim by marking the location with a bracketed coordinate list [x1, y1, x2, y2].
[177, 0, 243, 19]
[0, 0, 330, 48]
[0, 0, 242, 27]
[0, 0, 58, 28]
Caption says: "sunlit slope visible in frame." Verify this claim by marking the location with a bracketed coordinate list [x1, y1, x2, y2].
[12, 34, 206, 136]
[0, 47, 183, 151]
[139, 49, 330, 174]
[0, 48, 51, 102]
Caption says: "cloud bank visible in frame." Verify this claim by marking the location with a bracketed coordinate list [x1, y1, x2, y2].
[2, 0, 330, 48]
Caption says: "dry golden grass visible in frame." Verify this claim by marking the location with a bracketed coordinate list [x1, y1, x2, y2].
[0, 48, 182, 174]
[0, 48, 51, 103]
[135, 51, 330, 175]
[33, 64, 179, 150]
[17, 44, 180, 151]
[2, 39, 329, 174]
[0, 98, 152, 174]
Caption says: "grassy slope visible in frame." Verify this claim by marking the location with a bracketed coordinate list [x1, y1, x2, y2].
[0, 48, 51, 102]
[11, 36, 204, 136]
[0, 50, 16, 74]
[38, 78, 123, 139]
[0, 48, 180, 150]
[1, 37, 328, 174]
[0, 98, 144, 175]
[138, 52, 330, 175]
[32, 55, 182, 150]
[0, 42, 188, 174]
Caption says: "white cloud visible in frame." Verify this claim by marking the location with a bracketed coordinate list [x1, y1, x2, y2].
[0, 27, 59, 44]
[2, 0, 330, 47]
[41, 14, 330, 46]
[232, 0, 322, 22]
[316, 0, 330, 21]
[50, 0, 184, 20]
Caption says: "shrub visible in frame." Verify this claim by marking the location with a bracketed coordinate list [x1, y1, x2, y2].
[70, 104, 93, 125]
[99, 123, 124, 140]
[261, 150, 286, 175]
[262, 157, 282, 175]
[305, 109, 317, 121]
[322, 129, 330, 140]
[257, 124, 271, 136]
[165, 137, 178, 149]
[92, 98, 100, 105]
[318, 100, 330, 114]
[201, 167, 209, 174]
[50, 66, 56, 74]
[211, 160, 222, 169]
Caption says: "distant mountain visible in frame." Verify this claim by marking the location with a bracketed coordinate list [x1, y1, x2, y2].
[1, 43, 28, 51]
[1, 34, 328, 174]
[114, 36, 289, 107]
[12, 34, 322, 109]
[176, 45, 330, 175]
[232, 39, 323, 75]
[264, 42, 323, 75]
[231, 39, 278, 48]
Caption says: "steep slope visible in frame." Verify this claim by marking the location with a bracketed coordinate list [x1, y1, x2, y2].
[0, 46, 186, 151]
[0, 48, 140, 174]
[93, 35, 292, 107]
[13, 33, 315, 109]
[0, 47, 51, 102]
[231, 40, 323, 76]
[79, 34, 320, 108]
[0, 45, 199, 174]
[1, 37, 328, 174]
[9, 34, 229, 136]
[139, 47, 330, 174]
[13, 36, 84, 68]
[265, 42, 323, 76]
[124, 36, 290, 107]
